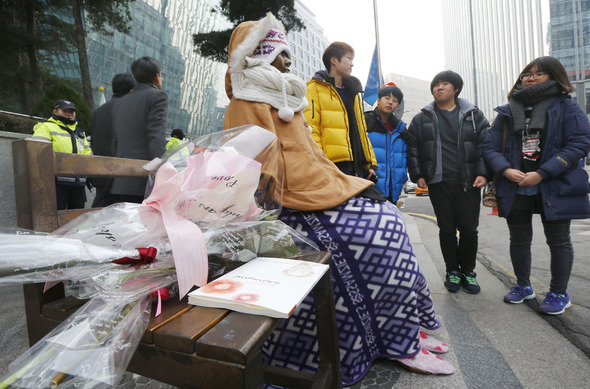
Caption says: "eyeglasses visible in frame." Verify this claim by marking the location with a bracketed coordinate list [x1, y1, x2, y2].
[519, 72, 547, 81]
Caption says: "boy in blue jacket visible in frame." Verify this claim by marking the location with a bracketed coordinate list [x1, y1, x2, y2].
[364, 83, 407, 204]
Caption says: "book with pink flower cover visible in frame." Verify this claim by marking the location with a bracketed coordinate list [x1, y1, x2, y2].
[188, 256, 329, 318]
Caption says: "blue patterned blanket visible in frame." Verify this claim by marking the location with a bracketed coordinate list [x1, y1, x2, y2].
[262, 197, 440, 386]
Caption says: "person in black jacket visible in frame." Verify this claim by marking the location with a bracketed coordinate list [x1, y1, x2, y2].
[111, 56, 168, 203]
[407, 70, 489, 294]
[89, 73, 135, 207]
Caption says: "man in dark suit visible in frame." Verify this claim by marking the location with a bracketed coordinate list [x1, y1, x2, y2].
[89, 73, 135, 207]
[111, 56, 168, 203]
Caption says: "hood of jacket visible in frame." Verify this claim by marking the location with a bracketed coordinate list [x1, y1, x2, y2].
[311, 70, 364, 94]
[224, 12, 307, 119]
[365, 107, 401, 134]
[422, 97, 477, 117]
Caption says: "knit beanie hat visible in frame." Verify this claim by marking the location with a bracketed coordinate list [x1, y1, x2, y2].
[251, 27, 294, 121]
[430, 70, 463, 96]
[251, 28, 291, 64]
[378, 83, 404, 103]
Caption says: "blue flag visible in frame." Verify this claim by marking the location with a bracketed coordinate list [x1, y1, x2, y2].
[364, 45, 384, 106]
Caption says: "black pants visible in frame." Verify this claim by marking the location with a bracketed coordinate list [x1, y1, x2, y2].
[428, 182, 481, 273]
[507, 194, 573, 294]
[56, 183, 86, 210]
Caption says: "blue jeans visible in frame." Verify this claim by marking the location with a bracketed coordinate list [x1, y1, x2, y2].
[507, 194, 573, 294]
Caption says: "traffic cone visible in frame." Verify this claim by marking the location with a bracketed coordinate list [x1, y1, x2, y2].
[488, 206, 498, 216]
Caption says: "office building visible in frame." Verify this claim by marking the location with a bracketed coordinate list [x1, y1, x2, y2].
[441, 0, 548, 120]
[52, 0, 226, 136]
[549, 0, 590, 116]
[383, 73, 432, 121]
[289, 1, 331, 81]
[49, 0, 329, 136]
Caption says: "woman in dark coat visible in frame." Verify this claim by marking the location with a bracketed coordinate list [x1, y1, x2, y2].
[483, 56, 590, 315]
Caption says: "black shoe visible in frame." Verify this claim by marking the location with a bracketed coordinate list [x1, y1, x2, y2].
[461, 271, 481, 294]
[444, 271, 462, 293]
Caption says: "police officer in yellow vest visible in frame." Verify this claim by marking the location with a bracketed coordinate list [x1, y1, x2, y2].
[33, 99, 92, 210]
[166, 128, 185, 150]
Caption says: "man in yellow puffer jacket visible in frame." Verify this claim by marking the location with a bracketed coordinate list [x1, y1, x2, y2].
[304, 42, 378, 182]
[32, 99, 92, 210]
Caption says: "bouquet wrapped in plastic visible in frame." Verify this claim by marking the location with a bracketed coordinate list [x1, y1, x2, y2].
[0, 125, 319, 388]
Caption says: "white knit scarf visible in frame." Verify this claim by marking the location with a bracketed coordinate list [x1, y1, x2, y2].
[230, 57, 308, 121]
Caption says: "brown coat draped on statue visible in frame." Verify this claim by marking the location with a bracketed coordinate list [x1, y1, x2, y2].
[222, 13, 370, 211]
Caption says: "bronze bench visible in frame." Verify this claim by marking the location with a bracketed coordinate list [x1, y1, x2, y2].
[12, 138, 342, 389]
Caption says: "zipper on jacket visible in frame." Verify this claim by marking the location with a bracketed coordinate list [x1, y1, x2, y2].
[545, 201, 552, 216]
[357, 93, 376, 166]
[457, 115, 467, 191]
[432, 112, 441, 182]
[458, 110, 478, 191]
[331, 84, 354, 161]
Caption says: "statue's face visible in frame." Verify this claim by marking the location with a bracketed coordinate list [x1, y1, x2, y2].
[271, 51, 291, 74]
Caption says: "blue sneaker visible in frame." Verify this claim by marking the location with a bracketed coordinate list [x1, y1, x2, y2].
[540, 291, 571, 315]
[504, 285, 535, 303]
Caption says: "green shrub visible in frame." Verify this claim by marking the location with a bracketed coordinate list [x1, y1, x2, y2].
[0, 113, 38, 135]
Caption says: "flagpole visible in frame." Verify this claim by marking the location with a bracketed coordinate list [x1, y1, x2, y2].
[373, 0, 382, 84]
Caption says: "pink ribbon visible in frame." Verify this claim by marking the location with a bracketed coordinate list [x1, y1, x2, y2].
[151, 288, 170, 317]
[143, 162, 209, 298]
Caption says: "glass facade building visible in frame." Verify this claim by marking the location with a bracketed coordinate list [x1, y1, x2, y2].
[549, 0, 590, 116]
[52, 0, 227, 137]
[441, 0, 548, 120]
[49, 0, 329, 137]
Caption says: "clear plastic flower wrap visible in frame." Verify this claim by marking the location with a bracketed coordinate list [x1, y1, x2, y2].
[145, 124, 283, 225]
[0, 295, 152, 388]
[0, 263, 176, 388]
[0, 228, 141, 286]
[62, 261, 177, 301]
[204, 220, 319, 279]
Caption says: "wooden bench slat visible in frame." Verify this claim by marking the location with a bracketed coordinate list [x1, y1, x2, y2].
[141, 298, 192, 344]
[129, 344, 265, 389]
[153, 306, 228, 354]
[196, 311, 279, 365]
[54, 152, 149, 177]
[57, 208, 98, 227]
[41, 295, 87, 321]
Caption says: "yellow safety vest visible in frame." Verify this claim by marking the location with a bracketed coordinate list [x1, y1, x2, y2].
[33, 117, 92, 184]
[32, 117, 92, 155]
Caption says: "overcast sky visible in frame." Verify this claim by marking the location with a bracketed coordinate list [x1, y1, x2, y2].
[299, 0, 445, 83]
